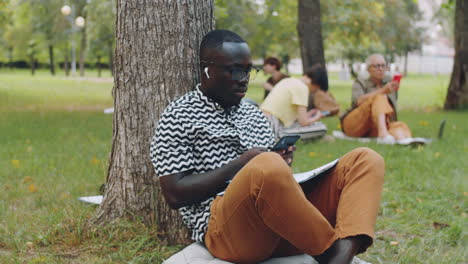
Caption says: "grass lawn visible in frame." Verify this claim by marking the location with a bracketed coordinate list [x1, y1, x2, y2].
[0, 69, 466, 263]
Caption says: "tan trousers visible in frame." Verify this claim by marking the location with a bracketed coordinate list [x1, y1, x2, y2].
[205, 148, 384, 264]
[342, 94, 411, 138]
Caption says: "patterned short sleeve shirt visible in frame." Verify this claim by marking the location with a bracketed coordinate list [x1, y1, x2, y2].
[150, 85, 275, 242]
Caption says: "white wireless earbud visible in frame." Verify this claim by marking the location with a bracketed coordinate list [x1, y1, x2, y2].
[204, 67, 210, 79]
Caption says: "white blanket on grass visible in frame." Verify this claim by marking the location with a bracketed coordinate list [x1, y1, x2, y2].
[332, 131, 432, 145]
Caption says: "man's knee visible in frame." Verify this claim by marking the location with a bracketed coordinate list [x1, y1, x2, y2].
[371, 94, 387, 103]
[350, 147, 384, 164]
[248, 152, 293, 184]
[347, 147, 385, 181]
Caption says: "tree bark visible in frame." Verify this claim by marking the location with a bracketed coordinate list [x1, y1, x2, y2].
[49, 45, 55, 76]
[97, 55, 102, 77]
[30, 56, 35, 76]
[404, 50, 408, 77]
[8, 47, 13, 69]
[297, 0, 325, 73]
[108, 40, 114, 77]
[64, 52, 70, 76]
[92, 0, 214, 246]
[444, 0, 468, 109]
[348, 62, 358, 79]
[79, 25, 87, 77]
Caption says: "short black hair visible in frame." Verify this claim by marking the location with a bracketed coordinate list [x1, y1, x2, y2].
[305, 64, 329, 92]
[264, 57, 282, 71]
[200, 30, 246, 60]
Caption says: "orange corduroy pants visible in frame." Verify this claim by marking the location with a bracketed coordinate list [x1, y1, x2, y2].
[204, 148, 384, 264]
[342, 94, 411, 138]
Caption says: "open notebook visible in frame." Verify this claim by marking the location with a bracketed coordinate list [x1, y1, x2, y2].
[217, 159, 339, 196]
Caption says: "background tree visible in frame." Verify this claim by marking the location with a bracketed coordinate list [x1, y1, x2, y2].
[29, 0, 64, 75]
[92, 0, 214, 245]
[377, 0, 424, 76]
[86, 0, 116, 76]
[2, 1, 34, 68]
[297, 0, 325, 72]
[75, 0, 88, 77]
[215, 0, 298, 62]
[444, 0, 468, 109]
[0, 0, 13, 67]
[322, 0, 384, 78]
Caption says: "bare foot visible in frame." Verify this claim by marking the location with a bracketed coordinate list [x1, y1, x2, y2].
[315, 236, 367, 264]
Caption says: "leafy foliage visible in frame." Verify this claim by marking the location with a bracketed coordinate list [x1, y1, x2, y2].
[86, 0, 116, 64]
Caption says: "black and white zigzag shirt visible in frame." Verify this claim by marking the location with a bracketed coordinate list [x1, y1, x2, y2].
[150, 85, 275, 242]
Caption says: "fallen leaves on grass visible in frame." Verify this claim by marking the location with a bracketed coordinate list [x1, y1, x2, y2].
[90, 156, 100, 165]
[433, 221, 450, 230]
[27, 146, 33, 152]
[26, 241, 34, 250]
[390, 241, 399, 246]
[434, 152, 441, 158]
[419, 120, 429, 126]
[29, 183, 37, 193]
[308, 152, 318, 157]
[23, 176, 33, 183]
[11, 159, 20, 168]
[60, 192, 71, 200]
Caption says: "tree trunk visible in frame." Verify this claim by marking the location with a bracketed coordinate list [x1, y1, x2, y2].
[108, 40, 114, 77]
[8, 47, 13, 69]
[444, 0, 468, 109]
[79, 25, 87, 77]
[97, 55, 102, 77]
[30, 56, 35, 76]
[49, 45, 55, 76]
[64, 52, 70, 76]
[297, 0, 325, 73]
[404, 50, 408, 77]
[92, 0, 214, 246]
[348, 62, 358, 79]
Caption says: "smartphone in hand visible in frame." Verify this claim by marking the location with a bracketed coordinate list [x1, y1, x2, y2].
[320, 110, 330, 117]
[271, 135, 300, 151]
[392, 73, 402, 90]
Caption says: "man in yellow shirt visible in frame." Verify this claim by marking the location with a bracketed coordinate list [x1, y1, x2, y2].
[260, 66, 327, 139]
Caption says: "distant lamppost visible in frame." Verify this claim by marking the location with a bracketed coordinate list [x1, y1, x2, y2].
[61, 5, 85, 76]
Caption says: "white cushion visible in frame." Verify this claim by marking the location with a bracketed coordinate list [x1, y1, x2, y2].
[163, 242, 317, 264]
[163, 242, 372, 264]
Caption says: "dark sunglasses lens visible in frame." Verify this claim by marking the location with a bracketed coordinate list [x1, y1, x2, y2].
[231, 68, 248, 81]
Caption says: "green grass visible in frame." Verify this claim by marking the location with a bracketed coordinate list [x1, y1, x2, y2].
[0, 70, 466, 263]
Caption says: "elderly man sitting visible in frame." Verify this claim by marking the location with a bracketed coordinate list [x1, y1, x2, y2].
[341, 54, 411, 143]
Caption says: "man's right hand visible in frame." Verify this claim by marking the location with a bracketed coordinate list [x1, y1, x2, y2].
[239, 147, 269, 164]
[383, 81, 399, 94]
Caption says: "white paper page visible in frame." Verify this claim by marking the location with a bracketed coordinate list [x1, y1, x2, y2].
[293, 159, 339, 183]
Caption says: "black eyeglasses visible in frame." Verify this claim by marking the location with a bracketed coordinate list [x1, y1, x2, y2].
[202, 61, 260, 81]
[370, 64, 386, 69]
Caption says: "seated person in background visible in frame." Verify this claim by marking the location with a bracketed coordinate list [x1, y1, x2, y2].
[260, 65, 328, 140]
[151, 29, 384, 264]
[341, 54, 411, 142]
[262, 56, 289, 99]
[306, 64, 340, 117]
